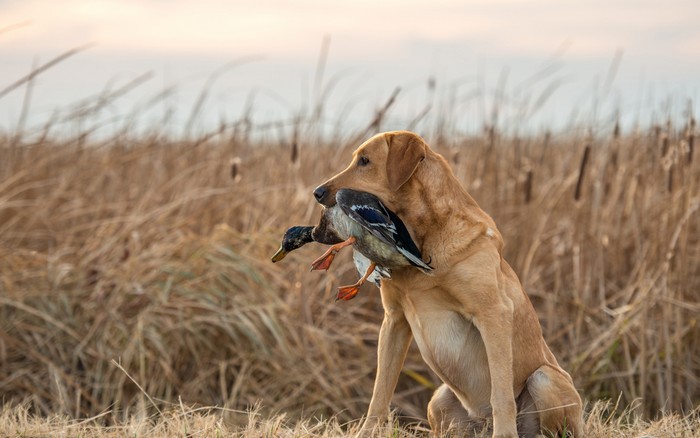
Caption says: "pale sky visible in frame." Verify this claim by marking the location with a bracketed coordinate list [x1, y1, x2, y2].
[2, 0, 699, 137]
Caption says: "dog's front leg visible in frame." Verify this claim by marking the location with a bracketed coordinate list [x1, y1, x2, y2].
[361, 309, 412, 435]
[474, 302, 518, 438]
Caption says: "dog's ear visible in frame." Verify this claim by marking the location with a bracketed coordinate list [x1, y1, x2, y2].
[385, 132, 427, 191]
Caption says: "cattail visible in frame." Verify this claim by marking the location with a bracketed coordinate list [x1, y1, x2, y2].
[574, 144, 590, 201]
[653, 124, 661, 151]
[661, 133, 669, 157]
[524, 168, 533, 204]
[230, 157, 242, 182]
[689, 117, 695, 164]
[488, 124, 496, 149]
[290, 141, 298, 164]
[613, 120, 620, 140]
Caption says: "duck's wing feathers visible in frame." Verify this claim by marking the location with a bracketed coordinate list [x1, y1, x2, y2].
[336, 189, 395, 245]
[384, 209, 433, 272]
[336, 189, 432, 271]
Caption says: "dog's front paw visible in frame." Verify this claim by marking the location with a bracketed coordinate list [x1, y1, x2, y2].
[492, 428, 519, 438]
[358, 415, 386, 437]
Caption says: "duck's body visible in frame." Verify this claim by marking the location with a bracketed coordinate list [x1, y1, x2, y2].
[353, 251, 389, 286]
[272, 188, 431, 299]
[325, 189, 432, 273]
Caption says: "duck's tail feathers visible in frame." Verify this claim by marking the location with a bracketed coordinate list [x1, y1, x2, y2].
[375, 264, 392, 278]
[372, 265, 391, 286]
[397, 247, 434, 273]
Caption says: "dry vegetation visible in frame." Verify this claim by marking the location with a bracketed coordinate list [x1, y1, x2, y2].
[0, 399, 698, 437]
[0, 97, 699, 436]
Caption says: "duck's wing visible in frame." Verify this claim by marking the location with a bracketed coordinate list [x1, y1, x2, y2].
[336, 189, 432, 271]
[336, 189, 395, 245]
[384, 209, 433, 272]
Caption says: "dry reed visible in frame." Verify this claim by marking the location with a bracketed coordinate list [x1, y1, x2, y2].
[0, 114, 698, 435]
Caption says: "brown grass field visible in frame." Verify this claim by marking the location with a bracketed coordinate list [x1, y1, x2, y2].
[0, 110, 699, 436]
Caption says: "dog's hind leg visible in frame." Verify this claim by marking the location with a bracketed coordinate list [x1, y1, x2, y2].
[526, 365, 583, 437]
[427, 384, 486, 437]
[515, 388, 542, 438]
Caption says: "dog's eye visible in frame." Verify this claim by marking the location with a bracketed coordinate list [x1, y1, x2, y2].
[358, 156, 370, 167]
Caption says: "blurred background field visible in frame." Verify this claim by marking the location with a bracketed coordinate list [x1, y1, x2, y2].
[2, 1, 700, 436]
[1, 108, 698, 435]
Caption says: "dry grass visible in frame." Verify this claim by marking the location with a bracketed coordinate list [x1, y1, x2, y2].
[0, 400, 698, 437]
[0, 116, 698, 436]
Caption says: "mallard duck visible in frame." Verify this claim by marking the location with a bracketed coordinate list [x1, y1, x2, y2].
[272, 224, 389, 291]
[272, 188, 431, 300]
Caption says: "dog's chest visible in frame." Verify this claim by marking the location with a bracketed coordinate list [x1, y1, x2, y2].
[399, 292, 492, 410]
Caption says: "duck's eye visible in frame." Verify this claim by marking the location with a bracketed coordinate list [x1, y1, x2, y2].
[358, 156, 370, 167]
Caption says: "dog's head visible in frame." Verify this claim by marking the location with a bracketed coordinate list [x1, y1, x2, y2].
[313, 131, 428, 207]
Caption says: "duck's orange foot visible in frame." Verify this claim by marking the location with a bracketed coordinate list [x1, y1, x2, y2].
[310, 236, 356, 271]
[336, 284, 361, 301]
[336, 260, 375, 301]
[310, 251, 336, 271]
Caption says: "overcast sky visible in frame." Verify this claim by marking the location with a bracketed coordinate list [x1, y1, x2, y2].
[2, 0, 699, 138]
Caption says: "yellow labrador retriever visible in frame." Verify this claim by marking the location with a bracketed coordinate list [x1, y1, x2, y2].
[312, 131, 583, 437]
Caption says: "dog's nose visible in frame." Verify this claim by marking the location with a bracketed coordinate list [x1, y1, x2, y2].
[313, 185, 328, 204]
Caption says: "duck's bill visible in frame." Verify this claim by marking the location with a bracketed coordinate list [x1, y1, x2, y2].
[271, 246, 288, 263]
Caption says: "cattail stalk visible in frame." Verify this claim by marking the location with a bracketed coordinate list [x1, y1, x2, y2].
[524, 169, 533, 204]
[575, 144, 590, 201]
[689, 118, 695, 164]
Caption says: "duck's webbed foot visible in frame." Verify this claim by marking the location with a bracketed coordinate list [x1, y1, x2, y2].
[336, 283, 362, 301]
[336, 261, 376, 301]
[310, 236, 356, 271]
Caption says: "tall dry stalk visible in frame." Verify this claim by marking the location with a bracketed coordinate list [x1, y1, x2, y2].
[0, 119, 698, 426]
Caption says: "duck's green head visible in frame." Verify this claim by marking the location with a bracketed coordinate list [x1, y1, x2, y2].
[271, 226, 314, 262]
